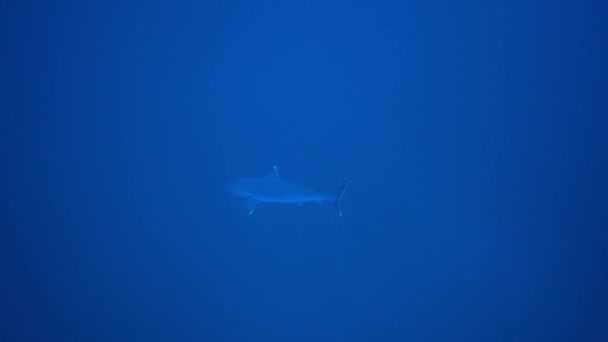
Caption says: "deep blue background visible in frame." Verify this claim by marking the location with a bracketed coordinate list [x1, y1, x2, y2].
[2, 0, 607, 341]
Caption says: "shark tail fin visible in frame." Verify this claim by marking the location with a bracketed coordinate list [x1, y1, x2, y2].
[334, 178, 348, 217]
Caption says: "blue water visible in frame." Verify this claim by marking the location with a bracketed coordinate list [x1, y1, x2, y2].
[2, 1, 607, 341]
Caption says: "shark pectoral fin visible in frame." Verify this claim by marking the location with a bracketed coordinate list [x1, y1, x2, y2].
[247, 199, 257, 215]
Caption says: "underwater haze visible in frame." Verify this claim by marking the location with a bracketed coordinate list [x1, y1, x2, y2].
[2, 0, 607, 341]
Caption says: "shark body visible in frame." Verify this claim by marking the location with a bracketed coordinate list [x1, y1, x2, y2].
[227, 166, 348, 216]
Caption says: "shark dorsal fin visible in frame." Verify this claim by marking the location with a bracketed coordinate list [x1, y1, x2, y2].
[271, 165, 280, 180]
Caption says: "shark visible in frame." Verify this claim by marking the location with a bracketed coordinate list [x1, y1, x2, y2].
[227, 166, 348, 216]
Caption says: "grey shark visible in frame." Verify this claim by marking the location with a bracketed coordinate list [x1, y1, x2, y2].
[227, 166, 348, 216]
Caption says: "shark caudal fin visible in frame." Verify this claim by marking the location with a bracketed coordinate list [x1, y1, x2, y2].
[334, 178, 348, 217]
